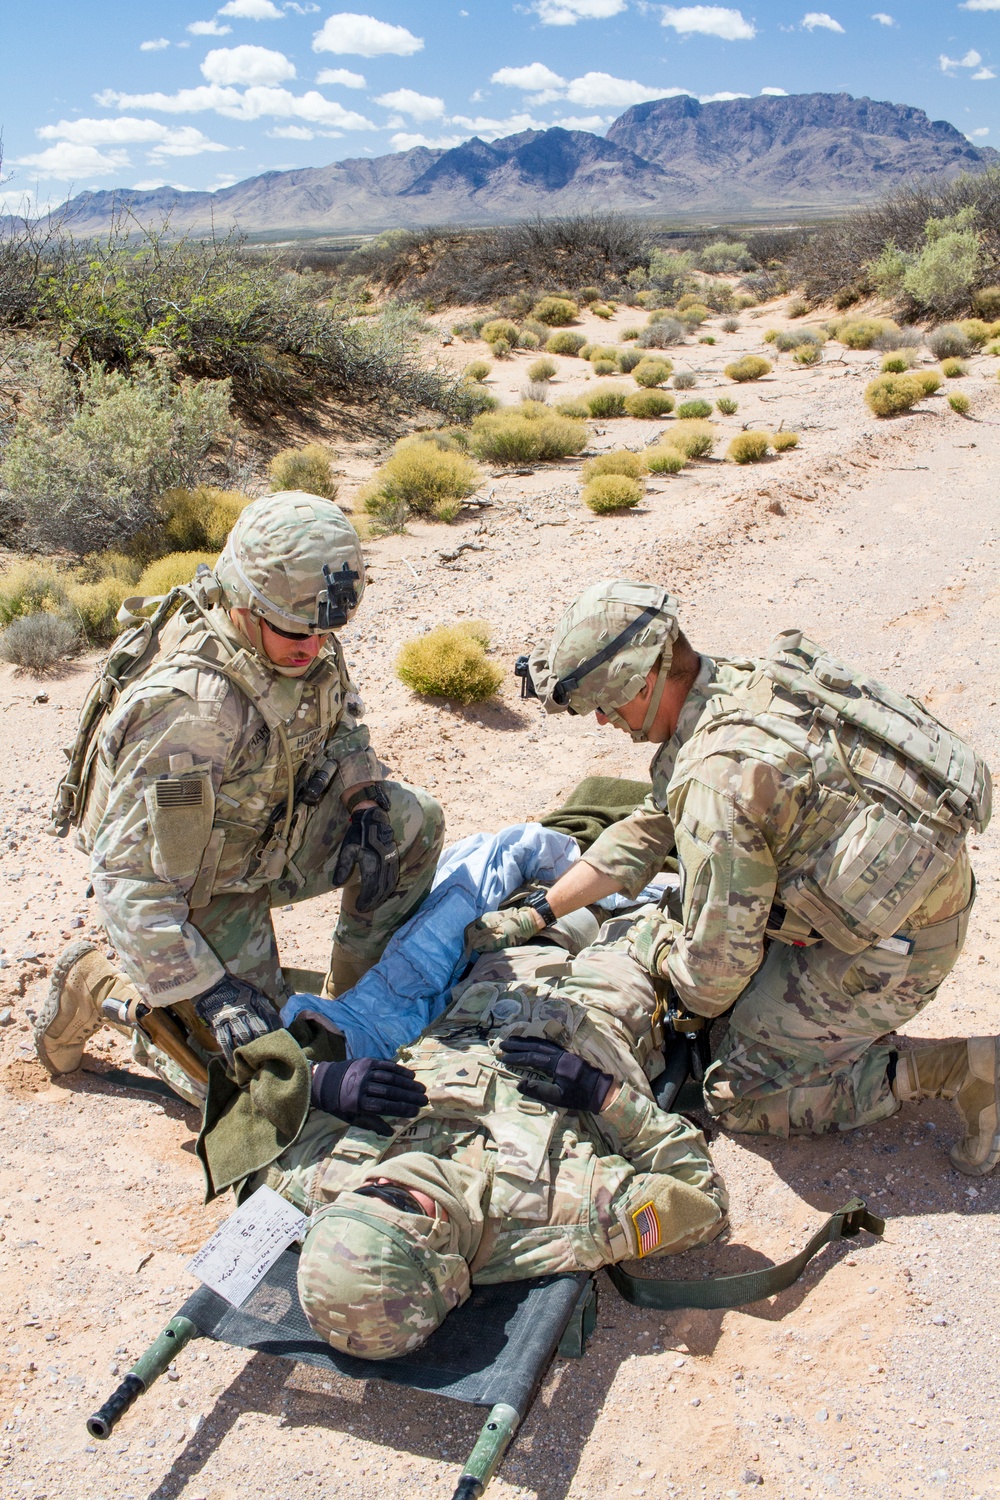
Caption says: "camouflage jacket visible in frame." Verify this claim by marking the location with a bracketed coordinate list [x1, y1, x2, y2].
[83, 599, 380, 1004]
[584, 652, 975, 1016]
[262, 965, 726, 1278]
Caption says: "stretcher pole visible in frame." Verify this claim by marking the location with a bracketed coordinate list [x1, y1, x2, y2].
[450, 1402, 521, 1500]
[86, 1316, 201, 1438]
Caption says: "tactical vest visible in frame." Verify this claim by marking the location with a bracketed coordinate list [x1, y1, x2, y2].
[681, 630, 991, 955]
[50, 575, 349, 902]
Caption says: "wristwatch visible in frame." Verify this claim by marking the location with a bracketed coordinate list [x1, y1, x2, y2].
[522, 890, 556, 928]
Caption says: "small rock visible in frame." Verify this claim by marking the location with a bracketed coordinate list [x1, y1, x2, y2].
[816, 1408, 829, 1422]
[689, 1397, 701, 1407]
[32, 693, 49, 705]
[742, 1470, 763, 1486]
[188, 1414, 205, 1435]
[930, 1316, 948, 1326]
[44, 1332, 57, 1342]
[0, 1008, 13, 1026]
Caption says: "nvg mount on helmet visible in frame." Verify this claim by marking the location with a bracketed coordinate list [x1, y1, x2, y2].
[317, 561, 360, 631]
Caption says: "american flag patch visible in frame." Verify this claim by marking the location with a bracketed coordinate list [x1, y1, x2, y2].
[631, 1201, 661, 1258]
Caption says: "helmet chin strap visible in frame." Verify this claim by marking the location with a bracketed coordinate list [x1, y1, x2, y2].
[230, 608, 316, 679]
[600, 653, 671, 743]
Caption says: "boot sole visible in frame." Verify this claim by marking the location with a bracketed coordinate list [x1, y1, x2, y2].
[33, 940, 100, 1075]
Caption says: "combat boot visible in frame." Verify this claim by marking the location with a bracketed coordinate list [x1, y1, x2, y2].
[33, 941, 130, 1075]
[893, 1038, 1000, 1176]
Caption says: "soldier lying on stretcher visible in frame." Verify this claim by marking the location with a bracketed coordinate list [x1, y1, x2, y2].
[198, 925, 728, 1360]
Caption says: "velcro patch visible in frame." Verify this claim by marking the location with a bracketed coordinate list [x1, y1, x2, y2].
[155, 778, 205, 808]
[631, 1200, 661, 1258]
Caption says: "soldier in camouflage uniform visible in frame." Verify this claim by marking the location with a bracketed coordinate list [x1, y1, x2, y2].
[466, 581, 999, 1176]
[204, 931, 726, 1360]
[35, 493, 444, 1093]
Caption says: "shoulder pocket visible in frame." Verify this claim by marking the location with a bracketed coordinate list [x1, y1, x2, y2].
[145, 773, 215, 884]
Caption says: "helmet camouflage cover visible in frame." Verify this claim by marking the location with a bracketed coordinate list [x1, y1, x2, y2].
[529, 581, 679, 740]
[215, 491, 365, 633]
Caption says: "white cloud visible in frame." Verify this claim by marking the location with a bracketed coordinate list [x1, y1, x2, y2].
[492, 63, 567, 91]
[390, 131, 466, 151]
[552, 113, 613, 129]
[532, 0, 626, 23]
[699, 90, 750, 101]
[188, 19, 233, 35]
[201, 44, 296, 85]
[761, 86, 788, 94]
[871, 12, 895, 23]
[148, 127, 230, 160]
[564, 71, 669, 107]
[802, 12, 845, 31]
[316, 66, 366, 86]
[449, 112, 546, 138]
[940, 49, 983, 74]
[140, 37, 170, 51]
[960, 0, 1000, 9]
[98, 82, 375, 129]
[973, 66, 997, 78]
[13, 142, 131, 179]
[312, 12, 423, 57]
[969, 126, 991, 135]
[219, 0, 284, 17]
[268, 123, 315, 138]
[374, 88, 445, 120]
[37, 118, 226, 159]
[661, 6, 756, 39]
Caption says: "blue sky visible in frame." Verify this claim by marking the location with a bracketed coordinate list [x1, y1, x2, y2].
[3, 2, 999, 210]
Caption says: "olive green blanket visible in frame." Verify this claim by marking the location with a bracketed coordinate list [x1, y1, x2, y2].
[539, 774, 653, 854]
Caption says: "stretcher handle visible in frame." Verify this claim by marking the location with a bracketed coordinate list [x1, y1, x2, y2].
[450, 1403, 520, 1500]
[87, 1316, 200, 1438]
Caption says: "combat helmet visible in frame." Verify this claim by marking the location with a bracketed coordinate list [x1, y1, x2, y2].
[215, 491, 364, 636]
[297, 1188, 470, 1360]
[526, 581, 680, 743]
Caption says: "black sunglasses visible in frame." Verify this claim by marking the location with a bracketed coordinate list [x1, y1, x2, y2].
[356, 1182, 427, 1215]
[265, 620, 324, 642]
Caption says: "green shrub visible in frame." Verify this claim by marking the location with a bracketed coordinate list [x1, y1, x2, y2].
[771, 431, 800, 453]
[698, 335, 716, 345]
[715, 397, 738, 415]
[527, 357, 557, 383]
[633, 357, 673, 388]
[269, 444, 338, 500]
[592, 303, 614, 320]
[676, 399, 712, 419]
[787, 298, 809, 319]
[490, 337, 511, 358]
[679, 303, 710, 327]
[793, 343, 822, 366]
[518, 331, 540, 351]
[881, 354, 910, 373]
[762, 329, 778, 343]
[361, 439, 481, 520]
[579, 286, 602, 304]
[138, 551, 218, 596]
[617, 347, 643, 374]
[396, 623, 504, 704]
[585, 384, 627, 418]
[833, 319, 895, 350]
[637, 319, 685, 349]
[973, 286, 1000, 319]
[727, 431, 771, 464]
[553, 397, 590, 418]
[592, 359, 617, 376]
[864, 374, 928, 417]
[66, 576, 132, 645]
[481, 319, 519, 347]
[532, 296, 578, 327]
[646, 446, 686, 474]
[160, 486, 251, 553]
[724, 355, 772, 383]
[545, 330, 588, 356]
[577, 344, 594, 361]
[941, 358, 967, 379]
[663, 419, 717, 459]
[582, 474, 643, 513]
[0, 561, 69, 625]
[588, 345, 619, 365]
[902, 217, 979, 314]
[927, 325, 970, 359]
[464, 360, 492, 382]
[948, 392, 971, 416]
[470, 405, 588, 463]
[913, 370, 942, 394]
[581, 450, 647, 481]
[697, 240, 754, 274]
[624, 390, 675, 418]
[959, 319, 991, 349]
[673, 372, 697, 390]
[620, 326, 641, 342]
[0, 613, 80, 672]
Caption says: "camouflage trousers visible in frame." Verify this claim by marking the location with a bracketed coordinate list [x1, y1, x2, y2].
[703, 893, 972, 1137]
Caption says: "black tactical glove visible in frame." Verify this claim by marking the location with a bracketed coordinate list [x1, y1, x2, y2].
[311, 1057, 428, 1123]
[499, 1036, 614, 1113]
[332, 805, 400, 913]
[192, 974, 280, 1067]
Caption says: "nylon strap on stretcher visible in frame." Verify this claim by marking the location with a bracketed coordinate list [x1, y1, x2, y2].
[607, 1197, 884, 1310]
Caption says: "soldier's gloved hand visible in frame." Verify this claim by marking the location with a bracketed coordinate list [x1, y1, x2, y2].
[332, 806, 400, 913]
[464, 907, 542, 957]
[311, 1058, 428, 1123]
[192, 974, 280, 1067]
[628, 908, 677, 978]
[499, 1036, 614, 1113]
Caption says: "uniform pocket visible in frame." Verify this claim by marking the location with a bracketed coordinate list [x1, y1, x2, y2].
[145, 774, 215, 884]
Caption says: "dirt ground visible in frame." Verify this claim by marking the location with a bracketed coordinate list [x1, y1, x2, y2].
[2, 298, 999, 1500]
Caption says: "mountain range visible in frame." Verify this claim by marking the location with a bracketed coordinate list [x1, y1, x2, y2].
[42, 92, 999, 237]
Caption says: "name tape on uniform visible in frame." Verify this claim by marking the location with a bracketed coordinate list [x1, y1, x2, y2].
[187, 1185, 309, 1307]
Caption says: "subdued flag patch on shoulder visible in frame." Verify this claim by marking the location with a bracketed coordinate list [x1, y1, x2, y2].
[631, 1200, 661, 1257]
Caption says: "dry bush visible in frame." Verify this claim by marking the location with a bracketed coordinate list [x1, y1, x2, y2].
[579, 286, 602, 304]
[581, 450, 647, 481]
[773, 328, 822, 353]
[913, 370, 942, 394]
[715, 397, 738, 415]
[958, 319, 991, 348]
[941, 358, 967, 378]
[727, 431, 771, 464]
[721, 317, 740, 333]
[583, 474, 643, 513]
[588, 345, 619, 365]
[553, 397, 589, 418]
[545, 330, 588, 356]
[646, 446, 686, 474]
[269, 444, 338, 500]
[361, 439, 481, 522]
[470, 405, 588, 463]
[864, 374, 930, 416]
[637, 319, 685, 349]
[625, 390, 674, 418]
[832, 319, 895, 350]
[633, 357, 673, 388]
[584, 384, 627, 418]
[793, 343, 822, 366]
[592, 303, 615, 320]
[532, 296, 578, 326]
[927, 325, 970, 360]
[592, 359, 617, 376]
[481, 319, 520, 348]
[617, 347, 643, 374]
[881, 353, 915, 373]
[0, 613, 80, 672]
[464, 359, 492, 382]
[527, 357, 557, 383]
[619, 326, 641, 341]
[137, 551, 219, 596]
[676, 399, 712, 419]
[521, 381, 550, 404]
[663, 419, 717, 459]
[725, 355, 772, 383]
[396, 623, 503, 704]
[161, 486, 251, 553]
[672, 372, 697, 390]
[949, 392, 971, 416]
[0, 561, 69, 625]
[771, 430, 800, 452]
[974, 286, 1000, 318]
[518, 331, 540, 351]
[787, 298, 809, 318]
